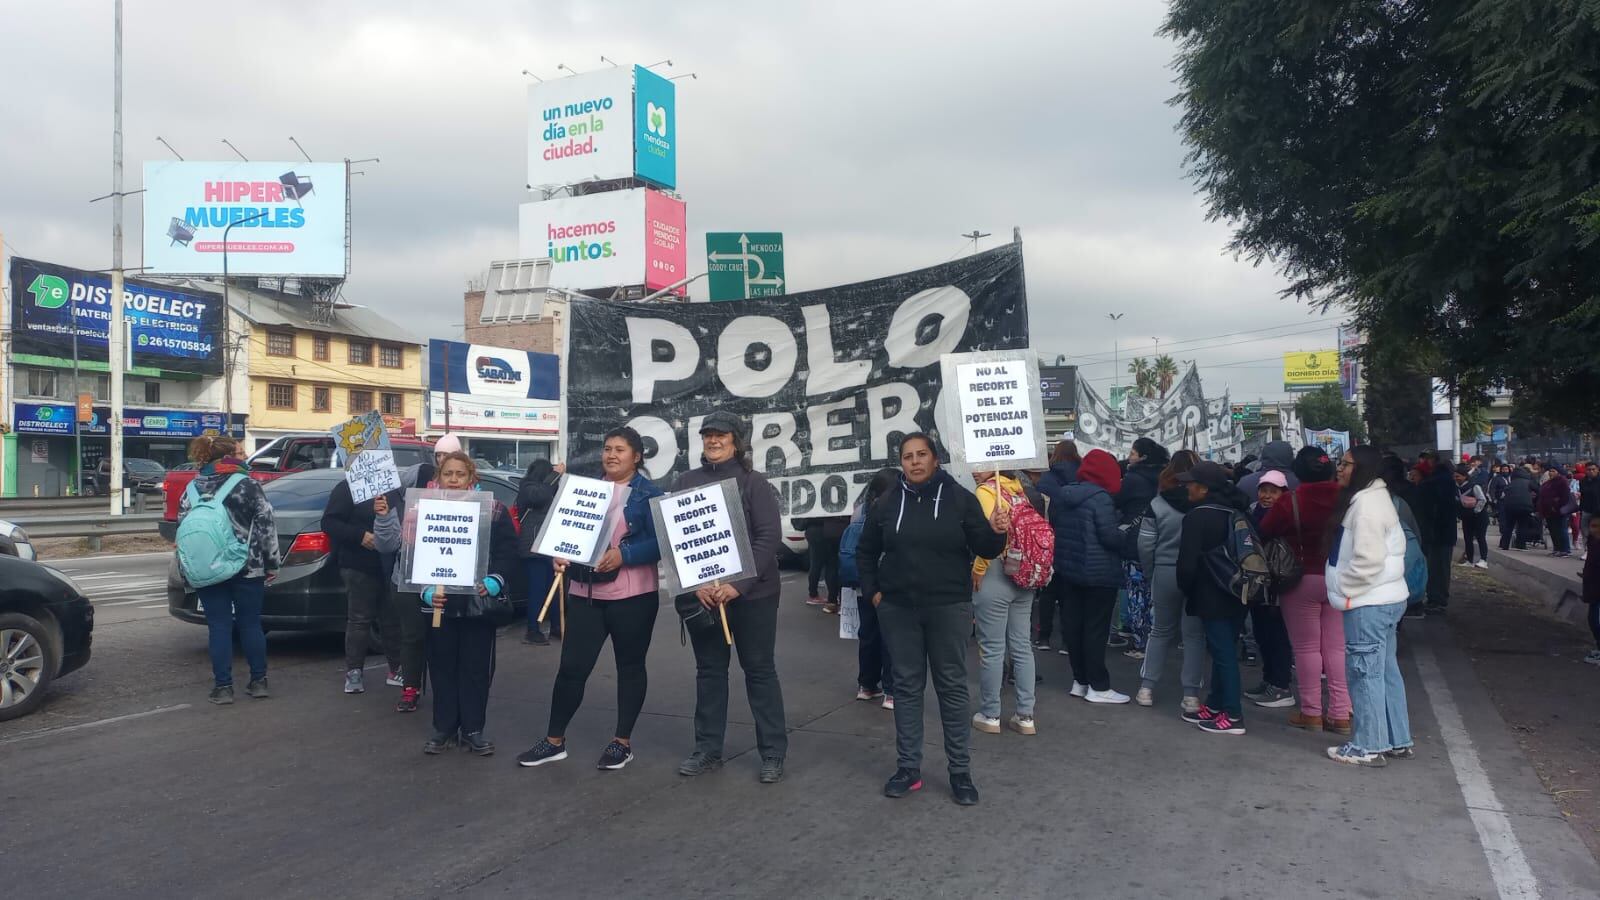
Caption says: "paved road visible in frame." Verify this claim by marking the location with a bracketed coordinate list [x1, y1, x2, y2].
[3, 562, 1597, 899]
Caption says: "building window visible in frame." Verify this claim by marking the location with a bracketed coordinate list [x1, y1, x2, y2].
[82, 374, 109, 401]
[266, 331, 295, 357]
[348, 390, 373, 413]
[312, 385, 331, 412]
[25, 368, 57, 398]
[380, 392, 403, 415]
[348, 340, 373, 366]
[144, 381, 161, 404]
[313, 334, 330, 361]
[267, 383, 296, 410]
[379, 344, 403, 368]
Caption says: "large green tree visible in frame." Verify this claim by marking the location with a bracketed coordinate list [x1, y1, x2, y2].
[1296, 384, 1367, 442]
[1163, 1, 1600, 432]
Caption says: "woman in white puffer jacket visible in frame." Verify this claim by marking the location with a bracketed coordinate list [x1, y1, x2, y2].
[1324, 445, 1414, 768]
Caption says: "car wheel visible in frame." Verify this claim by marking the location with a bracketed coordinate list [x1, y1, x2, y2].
[0, 612, 59, 722]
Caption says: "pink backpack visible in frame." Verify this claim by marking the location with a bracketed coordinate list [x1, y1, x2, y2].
[999, 488, 1055, 590]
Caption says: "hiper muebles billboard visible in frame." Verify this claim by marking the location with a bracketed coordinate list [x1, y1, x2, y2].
[427, 339, 561, 434]
[142, 161, 348, 277]
[518, 189, 686, 294]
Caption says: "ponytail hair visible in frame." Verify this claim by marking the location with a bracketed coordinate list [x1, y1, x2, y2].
[189, 433, 239, 464]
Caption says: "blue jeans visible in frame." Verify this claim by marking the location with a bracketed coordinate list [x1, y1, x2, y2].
[1202, 616, 1244, 718]
[199, 576, 267, 687]
[524, 557, 556, 635]
[1343, 602, 1412, 754]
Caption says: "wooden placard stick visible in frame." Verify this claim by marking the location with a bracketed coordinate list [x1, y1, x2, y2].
[537, 569, 565, 623]
[432, 587, 444, 629]
[715, 578, 732, 646]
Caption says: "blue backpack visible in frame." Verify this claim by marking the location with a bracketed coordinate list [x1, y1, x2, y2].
[177, 473, 251, 588]
[1393, 498, 1428, 604]
[837, 518, 865, 587]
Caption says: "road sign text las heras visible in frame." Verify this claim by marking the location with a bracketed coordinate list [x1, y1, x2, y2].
[706, 232, 784, 301]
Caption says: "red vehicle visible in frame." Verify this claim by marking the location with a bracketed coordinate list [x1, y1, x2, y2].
[159, 434, 437, 541]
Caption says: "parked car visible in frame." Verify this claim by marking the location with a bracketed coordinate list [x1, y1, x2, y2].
[159, 435, 436, 540]
[0, 519, 37, 560]
[0, 554, 93, 721]
[94, 457, 166, 497]
[167, 467, 524, 634]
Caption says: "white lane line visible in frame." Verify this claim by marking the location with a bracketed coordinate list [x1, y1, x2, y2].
[100, 598, 167, 607]
[0, 704, 191, 745]
[138, 604, 165, 609]
[1412, 640, 1542, 900]
[70, 572, 127, 581]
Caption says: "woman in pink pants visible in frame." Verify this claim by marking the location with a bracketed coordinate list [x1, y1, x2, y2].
[1258, 447, 1351, 733]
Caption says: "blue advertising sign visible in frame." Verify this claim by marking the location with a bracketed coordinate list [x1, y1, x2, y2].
[428, 339, 560, 398]
[10, 403, 242, 438]
[12, 403, 76, 436]
[8, 257, 223, 375]
[633, 65, 676, 189]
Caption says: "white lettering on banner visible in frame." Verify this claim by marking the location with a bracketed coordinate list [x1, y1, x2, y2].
[717, 316, 797, 399]
[753, 412, 802, 474]
[806, 398, 859, 468]
[954, 359, 1035, 464]
[886, 287, 971, 368]
[800, 305, 871, 394]
[536, 475, 620, 564]
[410, 499, 482, 587]
[627, 317, 699, 404]
[660, 483, 746, 589]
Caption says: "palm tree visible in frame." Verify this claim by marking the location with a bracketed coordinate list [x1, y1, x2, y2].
[1128, 357, 1155, 399]
[1154, 355, 1179, 397]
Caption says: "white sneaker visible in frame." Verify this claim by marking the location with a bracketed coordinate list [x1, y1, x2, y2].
[1086, 688, 1130, 705]
[1069, 681, 1088, 698]
[1008, 714, 1037, 735]
[1584, 650, 1600, 666]
[1181, 696, 1201, 715]
[971, 713, 1001, 734]
[1473, 560, 1488, 569]
[1135, 687, 1153, 707]
[343, 669, 364, 694]
[882, 695, 895, 710]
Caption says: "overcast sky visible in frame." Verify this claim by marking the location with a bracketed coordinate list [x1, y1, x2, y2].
[0, 0, 1344, 402]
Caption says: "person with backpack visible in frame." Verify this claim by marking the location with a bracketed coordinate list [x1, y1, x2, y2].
[1173, 461, 1254, 735]
[1258, 447, 1349, 733]
[177, 434, 280, 705]
[1326, 446, 1414, 767]
[322, 460, 399, 696]
[1038, 448, 1129, 704]
[857, 432, 1009, 805]
[1136, 450, 1206, 712]
[516, 457, 565, 645]
[670, 413, 788, 784]
[1242, 469, 1296, 710]
[843, 468, 899, 709]
[970, 469, 1049, 736]
[1454, 464, 1490, 569]
[515, 427, 664, 773]
[1499, 464, 1539, 551]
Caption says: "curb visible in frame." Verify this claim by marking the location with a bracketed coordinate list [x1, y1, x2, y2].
[1483, 545, 1586, 626]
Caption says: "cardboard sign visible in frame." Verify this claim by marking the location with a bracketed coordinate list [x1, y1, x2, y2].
[939, 350, 1048, 471]
[332, 411, 400, 503]
[409, 496, 486, 588]
[531, 474, 630, 565]
[330, 410, 391, 462]
[650, 478, 755, 595]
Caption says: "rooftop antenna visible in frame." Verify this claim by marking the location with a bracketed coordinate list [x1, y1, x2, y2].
[644, 59, 673, 69]
[220, 138, 249, 161]
[520, 69, 544, 82]
[288, 136, 313, 163]
[155, 136, 184, 160]
[556, 63, 584, 76]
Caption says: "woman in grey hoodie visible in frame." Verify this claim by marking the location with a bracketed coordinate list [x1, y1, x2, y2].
[1135, 450, 1205, 712]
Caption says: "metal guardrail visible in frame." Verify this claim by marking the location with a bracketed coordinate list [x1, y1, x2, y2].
[0, 494, 158, 515]
[18, 517, 162, 540]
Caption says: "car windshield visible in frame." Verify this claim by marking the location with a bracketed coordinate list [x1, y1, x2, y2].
[393, 445, 434, 468]
[263, 470, 345, 511]
[126, 459, 164, 473]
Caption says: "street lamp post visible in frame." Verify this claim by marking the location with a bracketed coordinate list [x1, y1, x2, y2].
[221, 210, 267, 439]
[1107, 312, 1125, 395]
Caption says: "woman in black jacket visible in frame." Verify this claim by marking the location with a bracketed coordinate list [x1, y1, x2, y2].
[674, 411, 789, 784]
[857, 432, 1009, 806]
[516, 458, 565, 644]
[1174, 461, 1251, 736]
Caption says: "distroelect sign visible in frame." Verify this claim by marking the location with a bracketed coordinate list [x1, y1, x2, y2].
[142, 161, 348, 277]
[8, 257, 223, 375]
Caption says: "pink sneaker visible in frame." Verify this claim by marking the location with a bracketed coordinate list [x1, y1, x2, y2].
[882, 695, 895, 710]
[805, 596, 826, 606]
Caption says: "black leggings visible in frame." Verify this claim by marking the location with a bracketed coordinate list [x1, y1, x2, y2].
[547, 592, 659, 740]
[1588, 600, 1599, 653]
[1460, 514, 1490, 562]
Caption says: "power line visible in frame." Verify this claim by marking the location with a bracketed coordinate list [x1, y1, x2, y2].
[1053, 318, 1338, 365]
[1067, 323, 1340, 370]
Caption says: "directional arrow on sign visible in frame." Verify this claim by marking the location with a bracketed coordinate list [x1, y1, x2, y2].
[706, 234, 785, 297]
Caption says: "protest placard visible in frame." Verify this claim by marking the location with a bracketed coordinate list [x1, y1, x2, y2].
[399, 489, 495, 597]
[939, 350, 1047, 471]
[330, 410, 391, 461]
[650, 478, 755, 597]
[530, 474, 629, 566]
[331, 411, 401, 503]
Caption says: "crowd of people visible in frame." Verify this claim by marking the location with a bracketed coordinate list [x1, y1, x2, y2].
[176, 423, 1600, 807]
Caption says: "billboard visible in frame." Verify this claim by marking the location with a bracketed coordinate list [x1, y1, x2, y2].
[1038, 365, 1077, 413]
[11, 402, 243, 438]
[427, 339, 560, 434]
[142, 161, 348, 277]
[633, 65, 676, 188]
[527, 67, 636, 188]
[707, 232, 785, 301]
[1338, 325, 1364, 402]
[8, 257, 223, 375]
[1283, 350, 1340, 392]
[518, 188, 686, 293]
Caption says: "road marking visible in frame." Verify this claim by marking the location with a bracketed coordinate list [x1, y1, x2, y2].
[138, 604, 165, 609]
[100, 598, 166, 607]
[0, 704, 190, 745]
[1412, 639, 1542, 900]
[70, 572, 127, 581]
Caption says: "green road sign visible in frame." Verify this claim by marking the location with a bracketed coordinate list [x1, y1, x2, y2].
[707, 232, 784, 301]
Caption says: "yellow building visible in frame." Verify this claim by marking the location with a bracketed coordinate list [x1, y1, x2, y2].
[230, 287, 424, 452]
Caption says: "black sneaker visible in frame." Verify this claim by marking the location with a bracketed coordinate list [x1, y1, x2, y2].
[678, 751, 723, 777]
[949, 773, 980, 806]
[759, 757, 784, 784]
[1197, 712, 1246, 735]
[1386, 746, 1416, 760]
[1107, 633, 1130, 650]
[244, 677, 270, 699]
[1181, 704, 1215, 725]
[423, 731, 458, 754]
[523, 630, 549, 645]
[461, 732, 494, 756]
[1424, 604, 1448, 616]
[1403, 604, 1426, 620]
[518, 738, 568, 767]
[208, 685, 234, 705]
[883, 767, 923, 799]
[1242, 682, 1271, 702]
[1250, 685, 1295, 708]
[597, 740, 634, 770]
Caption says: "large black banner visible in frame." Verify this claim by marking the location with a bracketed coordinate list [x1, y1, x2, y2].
[567, 242, 1030, 515]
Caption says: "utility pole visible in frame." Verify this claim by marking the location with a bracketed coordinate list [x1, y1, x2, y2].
[1107, 312, 1125, 395]
[960, 230, 991, 255]
[222, 210, 267, 437]
[108, 0, 125, 517]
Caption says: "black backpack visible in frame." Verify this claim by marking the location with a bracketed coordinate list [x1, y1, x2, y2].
[1199, 504, 1273, 607]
